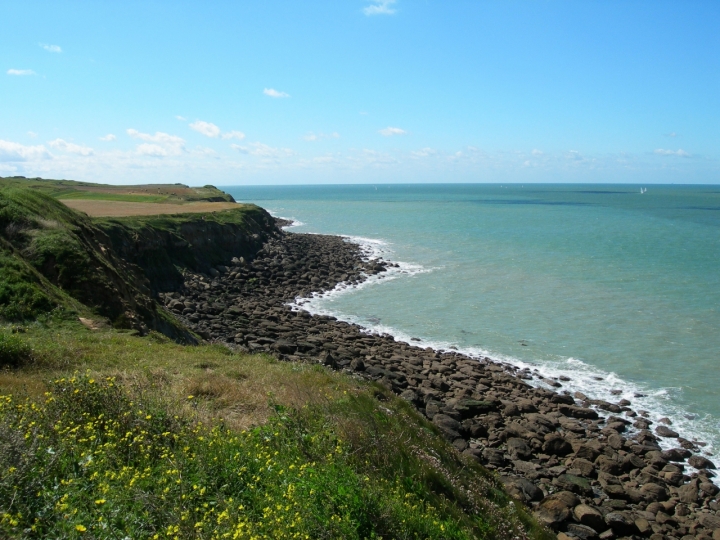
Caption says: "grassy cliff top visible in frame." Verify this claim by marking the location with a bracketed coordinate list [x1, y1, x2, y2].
[0, 176, 236, 204]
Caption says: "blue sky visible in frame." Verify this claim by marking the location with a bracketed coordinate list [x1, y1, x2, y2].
[1, 1, 718, 185]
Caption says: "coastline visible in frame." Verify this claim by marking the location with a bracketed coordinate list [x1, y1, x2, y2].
[162, 221, 720, 539]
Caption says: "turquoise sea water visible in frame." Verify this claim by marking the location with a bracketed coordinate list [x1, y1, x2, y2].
[226, 184, 720, 452]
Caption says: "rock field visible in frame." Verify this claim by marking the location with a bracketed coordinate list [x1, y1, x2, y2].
[160, 226, 720, 540]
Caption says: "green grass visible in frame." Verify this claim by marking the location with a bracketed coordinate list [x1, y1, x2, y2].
[0, 322, 553, 540]
[0, 176, 235, 203]
[55, 191, 170, 203]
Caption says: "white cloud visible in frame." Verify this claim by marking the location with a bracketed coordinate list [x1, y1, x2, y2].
[40, 43, 62, 53]
[187, 120, 244, 140]
[0, 140, 51, 162]
[231, 142, 294, 160]
[303, 132, 340, 142]
[379, 126, 406, 137]
[175, 115, 187, 121]
[48, 139, 94, 156]
[411, 147, 436, 157]
[363, 0, 397, 15]
[531, 149, 544, 156]
[192, 147, 217, 157]
[654, 148, 690, 157]
[99, 134, 116, 142]
[189, 120, 221, 138]
[27, 131, 38, 138]
[665, 132, 677, 138]
[264, 88, 290, 98]
[127, 128, 185, 156]
[136, 144, 170, 157]
[7, 69, 36, 76]
[221, 130, 246, 140]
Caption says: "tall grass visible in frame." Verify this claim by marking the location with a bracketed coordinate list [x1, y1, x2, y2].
[1, 373, 488, 539]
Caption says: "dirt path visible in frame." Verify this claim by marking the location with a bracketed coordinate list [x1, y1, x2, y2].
[61, 199, 240, 217]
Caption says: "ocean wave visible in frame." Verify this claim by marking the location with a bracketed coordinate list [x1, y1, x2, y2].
[289, 235, 719, 461]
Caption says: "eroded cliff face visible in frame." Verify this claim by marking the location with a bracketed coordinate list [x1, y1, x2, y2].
[0, 186, 279, 343]
[95, 206, 279, 294]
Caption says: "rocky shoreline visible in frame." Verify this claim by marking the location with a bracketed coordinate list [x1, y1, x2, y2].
[160, 224, 719, 540]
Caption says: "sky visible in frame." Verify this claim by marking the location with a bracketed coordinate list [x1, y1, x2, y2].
[1, 1, 719, 185]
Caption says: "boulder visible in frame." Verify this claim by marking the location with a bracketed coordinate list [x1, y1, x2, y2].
[677, 483, 699, 504]
[574, 504, 605, 531]
[640, 482, 669, 502]
[571, 458, 596, 478]
[559, 405, 599, 420]
[565, 523, 599, 539]
[698, 513, 720, 530]
[604, 512, 637, 536]
[482, 448, 507, 467]
[543, 434, 573, 456]
[534, 492, 579, 527]
[453, 398, 497, 418]
[432, 413, 462, 439]
[655, 425, 679, 438]
[507, 437, 533, 460]
[555, 474, 594, 497]
[689, 455, 716, 470]
[595, 455, 622, 476]
[501, 476, 543, 503]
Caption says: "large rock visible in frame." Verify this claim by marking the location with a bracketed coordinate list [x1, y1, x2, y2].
[534, 492, 579, 527]
[571, 458, 596, 478]
[555, 474, 594, 497]
[565, 523, 599, 539]
[698, 513, 720, 530]
[678, 482, 700, 504]
[501, 476, 543, 503]
[689, 455, 716, 470]
[574, 504, 605, 532]
[559, 405, 599, 420]
[604, 512, 637, 536]
[640, 482, 669, 502]
[452, 398, 496, 418]
[655, 425, 679, 438]
[507, 437, 533, 460]
[595, 455, 622, 476]
[543, 434, 572, 456]
[431, 414, 461, 439]
[482, 448, 507, 467]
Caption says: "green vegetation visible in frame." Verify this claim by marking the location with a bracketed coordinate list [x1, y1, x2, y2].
[0, 181, 268, 338]
[0, 177, 553, 539]
[0, 323, 550, 539]
[0, 176, 236, 203]
[55, 191, 169, 203]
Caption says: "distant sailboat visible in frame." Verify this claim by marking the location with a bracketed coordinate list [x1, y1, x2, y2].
[640, 188, 647, 194]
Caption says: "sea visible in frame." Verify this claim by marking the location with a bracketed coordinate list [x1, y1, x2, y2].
[225, 184, 720, 454]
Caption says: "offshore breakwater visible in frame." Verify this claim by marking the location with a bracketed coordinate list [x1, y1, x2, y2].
[161, 224, 720, 539]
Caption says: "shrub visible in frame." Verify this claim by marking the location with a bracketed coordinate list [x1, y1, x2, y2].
[0, 374, 481, 539]
[0, 331, 31, 367]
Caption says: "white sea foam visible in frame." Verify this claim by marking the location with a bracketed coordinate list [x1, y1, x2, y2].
[261, 208, 305, 229]
[289, 234, 719, 461]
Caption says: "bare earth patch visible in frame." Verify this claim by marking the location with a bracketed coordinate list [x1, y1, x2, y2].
[61, 199, 240, 217]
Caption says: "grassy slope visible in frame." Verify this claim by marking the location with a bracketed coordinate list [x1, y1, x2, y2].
[0, 179, 554, 539]
[0, 182, 272, 340]
[0, 176, 235, 203]
[0, 322, 552, 540]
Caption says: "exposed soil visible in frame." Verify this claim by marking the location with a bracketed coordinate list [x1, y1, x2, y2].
[61, 200, 240, 217]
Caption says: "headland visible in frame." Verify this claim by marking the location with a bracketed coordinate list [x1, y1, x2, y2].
[1, 176, 718, 539]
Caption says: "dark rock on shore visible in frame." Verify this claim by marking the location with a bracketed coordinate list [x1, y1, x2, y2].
[160, 225, 719, 540]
